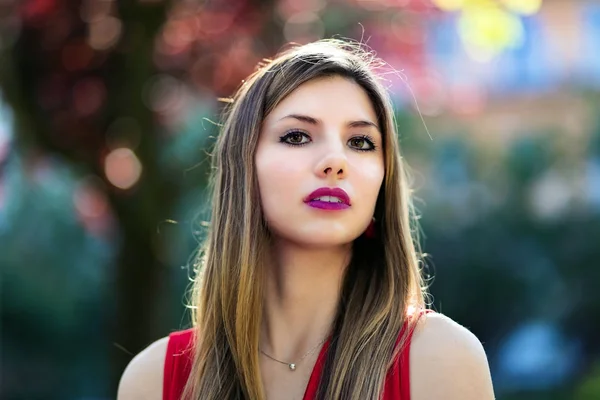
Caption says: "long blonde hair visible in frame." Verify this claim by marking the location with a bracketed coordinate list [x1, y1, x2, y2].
[182, 39, 427, 400]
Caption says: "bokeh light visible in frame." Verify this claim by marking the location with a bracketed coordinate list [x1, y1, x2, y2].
[88, 15, 122, 50]
[447, 84, 486, 116]
[283, 12, 325, 43]
[431, 0, 544, 61]
[458, 4, 524, 61]
[104, 147, 142, 190]
[79, 0, 112, 23]
[499, 0, 543, 16]
[356, 0, 390, 12]
[72, 78, 106, 117]
[73, 175, 113, 236]
[21, 0, 59, 23]
[161, 18, 196, 54]
[142, 74, 188, 117]
[197, 11, 234, 36]
[431, 0, 465, 12]
[277, 0, 325, 19]
[410, 71, 447, 116]
[61, 40, 94, 71]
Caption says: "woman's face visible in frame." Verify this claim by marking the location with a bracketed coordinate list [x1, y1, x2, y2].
[255, 75, 385, 247]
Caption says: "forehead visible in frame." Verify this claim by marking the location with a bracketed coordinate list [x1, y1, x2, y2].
[264, 75, 379, 126]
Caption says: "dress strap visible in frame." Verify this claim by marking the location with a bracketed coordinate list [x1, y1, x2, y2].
[400, 309, 435, 399]
[163, 328, 195, 400]
[382, 308, 434, 400]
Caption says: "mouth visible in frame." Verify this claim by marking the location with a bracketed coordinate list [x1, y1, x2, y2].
[304, 187, 351, 210]
[311, 195, 346, 203]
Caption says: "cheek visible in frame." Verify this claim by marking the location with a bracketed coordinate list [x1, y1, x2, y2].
[255, 147, 304, 209]
[360, 161, 384, 182]
[352, 158, 385, 200]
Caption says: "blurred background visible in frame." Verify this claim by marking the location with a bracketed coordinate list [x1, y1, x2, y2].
[1, 0, 599, 398]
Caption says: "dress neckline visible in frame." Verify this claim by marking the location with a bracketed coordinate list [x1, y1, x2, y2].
[301, 336, 332, 400]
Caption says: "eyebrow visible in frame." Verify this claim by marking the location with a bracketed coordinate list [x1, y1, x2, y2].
[278, 114, 380, 131]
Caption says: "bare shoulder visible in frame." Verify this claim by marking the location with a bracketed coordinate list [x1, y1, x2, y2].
[410, 312, 495, 400]
[117, 336, 170, 400]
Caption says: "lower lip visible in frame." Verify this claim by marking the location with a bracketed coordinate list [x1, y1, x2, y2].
[306, 201, 350, 210]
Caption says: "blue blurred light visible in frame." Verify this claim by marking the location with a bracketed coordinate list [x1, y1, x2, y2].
[582, 3, 600, 87]
[494, 320, 582, 392]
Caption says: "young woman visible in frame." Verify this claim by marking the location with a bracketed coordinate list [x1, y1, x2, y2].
[117, 40, 495, 400]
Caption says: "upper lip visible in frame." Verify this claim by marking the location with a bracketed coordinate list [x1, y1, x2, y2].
[304, 187, 351, 206]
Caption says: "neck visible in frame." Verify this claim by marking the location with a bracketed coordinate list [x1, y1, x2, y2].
[260, 239, 351, 362]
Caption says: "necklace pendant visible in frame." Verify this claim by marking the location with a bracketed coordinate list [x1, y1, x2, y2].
[289, 363, 296, 371]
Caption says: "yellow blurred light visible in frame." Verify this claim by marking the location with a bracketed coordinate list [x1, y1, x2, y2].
[458, 5, 524, 59]
[104, 148, 142, 190]
[464, 0, 498, 9]
[498, 0, 543, 16]
[431, 0, 465, 11]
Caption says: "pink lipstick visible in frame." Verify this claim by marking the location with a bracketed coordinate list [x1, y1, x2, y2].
[304, 187, 351, 210]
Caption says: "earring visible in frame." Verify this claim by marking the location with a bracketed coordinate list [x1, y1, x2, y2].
[365, 217, 376, 239]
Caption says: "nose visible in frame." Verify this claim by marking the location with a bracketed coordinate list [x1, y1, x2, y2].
[314, 146, 348, 180]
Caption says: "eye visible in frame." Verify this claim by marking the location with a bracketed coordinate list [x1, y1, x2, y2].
[279, 130, 311, 146]
[348, 135, 376, 151]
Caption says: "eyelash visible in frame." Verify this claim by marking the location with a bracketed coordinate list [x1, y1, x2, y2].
[278, 130, 378, 152]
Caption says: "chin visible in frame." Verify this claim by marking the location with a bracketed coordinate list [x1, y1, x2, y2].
[280, 230, 359, 248]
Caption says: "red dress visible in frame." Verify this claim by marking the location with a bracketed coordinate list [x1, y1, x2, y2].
[163, 314, 427, 400]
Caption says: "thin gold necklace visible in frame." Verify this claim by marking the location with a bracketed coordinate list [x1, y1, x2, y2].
[259, 337, 327, 371]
